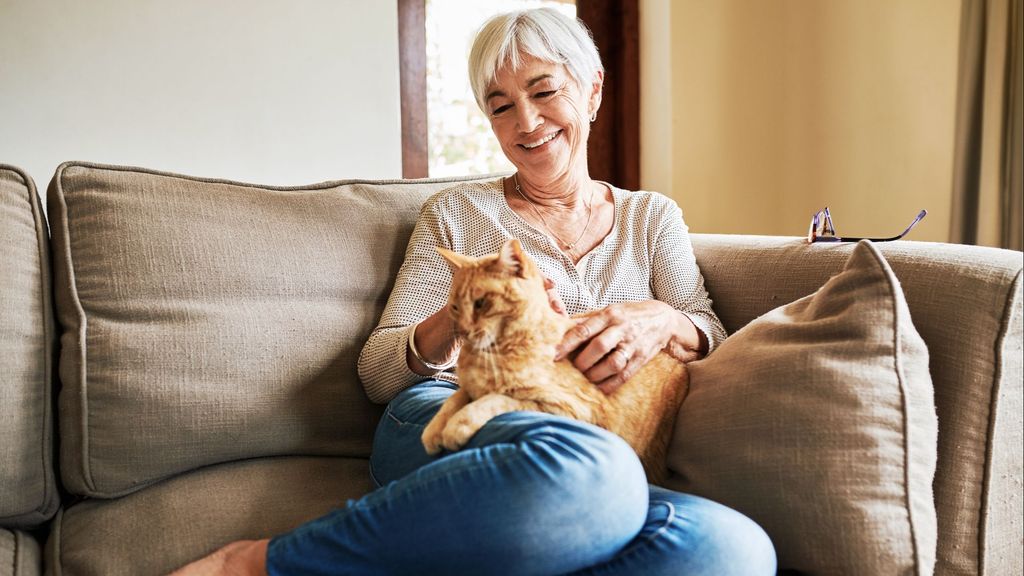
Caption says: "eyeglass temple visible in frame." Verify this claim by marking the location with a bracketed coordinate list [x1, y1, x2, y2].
[897, 209, 928, 237]
[834, 209, 928, 242]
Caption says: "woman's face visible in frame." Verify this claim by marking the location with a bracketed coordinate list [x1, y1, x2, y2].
[484, 56, 601, 189]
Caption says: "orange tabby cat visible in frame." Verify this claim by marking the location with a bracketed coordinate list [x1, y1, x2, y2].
[420, 238, 688, 483]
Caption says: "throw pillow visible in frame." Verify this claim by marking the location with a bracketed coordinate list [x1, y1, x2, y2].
[666, 240, 938, 575]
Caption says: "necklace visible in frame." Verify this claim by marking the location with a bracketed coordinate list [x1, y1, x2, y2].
[513, 174, 594, 253]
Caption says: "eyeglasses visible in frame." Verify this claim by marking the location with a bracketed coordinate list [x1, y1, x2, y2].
[807, 207, 927, 243]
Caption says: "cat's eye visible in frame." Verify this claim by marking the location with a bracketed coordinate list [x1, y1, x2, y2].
[473, 298, 487, 311]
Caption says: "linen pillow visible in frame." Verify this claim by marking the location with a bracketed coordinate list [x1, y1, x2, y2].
[666, 240, 938, 575]
[48, 162, 495, 498]
[0, 164, 59, 529]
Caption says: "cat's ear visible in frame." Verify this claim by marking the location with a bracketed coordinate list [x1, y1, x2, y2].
[437, 247, 475, 271]
[496, 239, 530, 279]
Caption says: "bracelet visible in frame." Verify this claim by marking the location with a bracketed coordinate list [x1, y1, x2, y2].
[408, 322, 458, 372]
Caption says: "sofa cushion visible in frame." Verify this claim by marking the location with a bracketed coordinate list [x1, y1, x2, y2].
[689, 234, 1023, 575]
[0, 529, 42, 576]
[47, 162, 492, 498]
[0, 165, 59, 529]
[668, 241, 938, 574]
[46, 456, 373, 576]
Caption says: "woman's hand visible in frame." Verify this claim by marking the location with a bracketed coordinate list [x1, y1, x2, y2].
[543, 275, 568, 316]
[554, 300, 705, 394]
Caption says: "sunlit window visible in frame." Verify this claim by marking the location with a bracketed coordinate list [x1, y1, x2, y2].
[425, 0, 576, 177]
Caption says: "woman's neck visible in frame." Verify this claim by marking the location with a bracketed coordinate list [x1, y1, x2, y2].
[514, 168, 595, 209]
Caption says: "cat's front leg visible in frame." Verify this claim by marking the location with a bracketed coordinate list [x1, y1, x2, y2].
[422, 388, 471, 455]
[441, 393, 537, 452]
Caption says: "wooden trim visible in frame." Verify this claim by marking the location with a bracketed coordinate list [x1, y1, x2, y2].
[398, 0, 428, 178]
[577, 0, 641, 190]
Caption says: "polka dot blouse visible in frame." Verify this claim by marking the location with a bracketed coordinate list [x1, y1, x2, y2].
[356, 178, 727, 404]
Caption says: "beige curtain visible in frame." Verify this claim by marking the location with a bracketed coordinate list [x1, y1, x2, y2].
[950, 0, 1023, 251]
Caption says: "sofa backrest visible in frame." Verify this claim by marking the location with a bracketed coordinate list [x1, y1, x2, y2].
[47, 162, 494, 498]
[0, 165, 60, 529]
[690, 234, 1023, 576]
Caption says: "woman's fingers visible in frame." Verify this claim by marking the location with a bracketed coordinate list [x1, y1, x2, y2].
[583, 344, 632, 385]
[543, 276, 567, 316]
[594, 346, 660, 394]
[555, 313, 605, 360]
[574, 325, 624, 373]
[556, 301, 677, 393]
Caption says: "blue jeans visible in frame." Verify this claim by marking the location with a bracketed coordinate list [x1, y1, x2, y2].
[267, 380, 775, 575]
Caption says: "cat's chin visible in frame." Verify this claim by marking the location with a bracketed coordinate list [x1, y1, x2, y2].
[466, 338, 497, 352]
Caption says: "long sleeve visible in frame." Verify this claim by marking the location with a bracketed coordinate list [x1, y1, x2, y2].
[648, 197, 728, 353]
[356, 197, 458, 404]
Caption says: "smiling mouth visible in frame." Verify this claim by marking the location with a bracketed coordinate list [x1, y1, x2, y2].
[520, 131, 560, 150]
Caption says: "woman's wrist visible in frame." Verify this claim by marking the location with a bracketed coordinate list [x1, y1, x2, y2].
[407, 308, 461, 375]
[408, 322, 458, 372]
[666, 309, 706, 362]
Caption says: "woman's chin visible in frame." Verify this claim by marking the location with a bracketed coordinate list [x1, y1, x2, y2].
[511, 151, 572, 182]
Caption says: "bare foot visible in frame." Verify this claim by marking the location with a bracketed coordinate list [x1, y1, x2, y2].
[167, 539, 269, 576]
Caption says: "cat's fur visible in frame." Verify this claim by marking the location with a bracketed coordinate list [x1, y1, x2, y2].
[420, 239, 688, 483]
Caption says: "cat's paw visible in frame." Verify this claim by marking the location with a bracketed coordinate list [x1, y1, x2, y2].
[421, 418, 446, 455]
[440, 412, 483, 452]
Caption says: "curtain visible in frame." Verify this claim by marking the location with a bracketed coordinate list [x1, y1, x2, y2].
[950, 0, 1023, 251]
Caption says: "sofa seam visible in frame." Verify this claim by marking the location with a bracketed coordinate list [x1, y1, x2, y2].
[54, 163, 97, 493]
[57, 160, 504, 192]
[51, 507, 64, 576]
[30, 165, 59, 524]
[976, 266, 1023, 576]
[870, 242, 927, 576]
[10, 530, 18, 576]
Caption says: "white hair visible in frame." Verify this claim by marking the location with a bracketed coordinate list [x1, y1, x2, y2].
[468, 8, 604, 112]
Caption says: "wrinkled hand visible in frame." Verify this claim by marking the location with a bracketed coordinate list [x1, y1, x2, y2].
[555, 300, 687, 394]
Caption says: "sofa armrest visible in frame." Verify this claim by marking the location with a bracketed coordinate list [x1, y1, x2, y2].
[690, 234, 1023, 575]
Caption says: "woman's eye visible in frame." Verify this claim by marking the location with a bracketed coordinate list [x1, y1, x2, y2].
[492, 104, 511, 115]
[535, 90, 555, 98]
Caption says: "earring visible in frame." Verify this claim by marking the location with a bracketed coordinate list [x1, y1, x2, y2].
[590, 111, 597, 123]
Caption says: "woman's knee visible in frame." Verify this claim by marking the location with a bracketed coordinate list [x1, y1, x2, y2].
[475, 412, 650, 533]
[653, 490, 776, 576]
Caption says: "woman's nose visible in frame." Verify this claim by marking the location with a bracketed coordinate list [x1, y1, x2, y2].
[516, 101, 543, 133]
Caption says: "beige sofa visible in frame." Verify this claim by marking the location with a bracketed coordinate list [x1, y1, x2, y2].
[1, 161, 1020, 575]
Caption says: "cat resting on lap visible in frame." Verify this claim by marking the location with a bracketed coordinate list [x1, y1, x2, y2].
[421, 239, 688, 483]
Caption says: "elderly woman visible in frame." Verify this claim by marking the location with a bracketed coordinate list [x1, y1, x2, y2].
[174, 8, 775, 575]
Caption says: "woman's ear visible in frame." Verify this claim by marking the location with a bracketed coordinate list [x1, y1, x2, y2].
[588, 70, 604, 120]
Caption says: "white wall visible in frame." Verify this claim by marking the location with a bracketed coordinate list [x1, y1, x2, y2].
[638, 0, 673, 197]
[0, 0, 401, 189]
